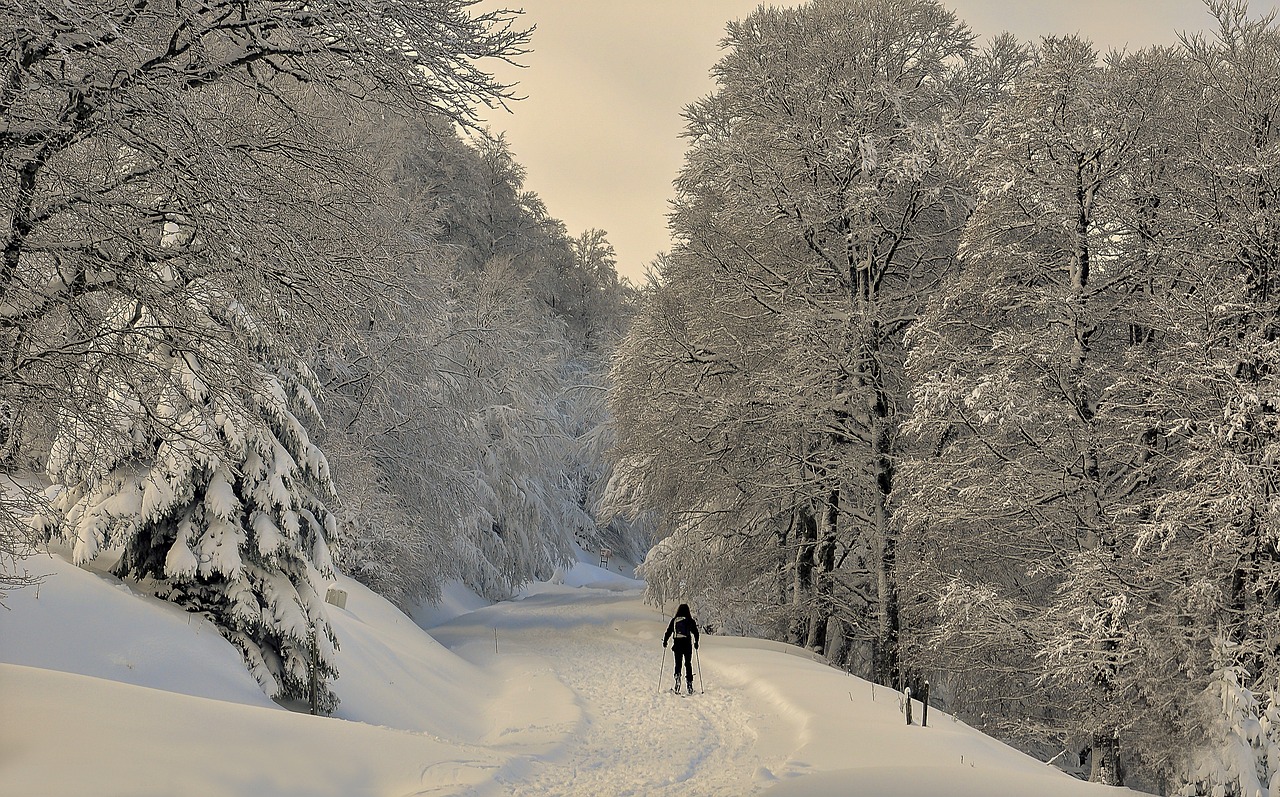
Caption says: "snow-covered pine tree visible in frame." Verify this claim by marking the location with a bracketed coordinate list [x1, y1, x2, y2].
[36, 290, 342, 710]
[1180, 645, 1280, 797]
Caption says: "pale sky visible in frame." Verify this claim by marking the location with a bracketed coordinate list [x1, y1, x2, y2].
[478, 1, 1280, 283]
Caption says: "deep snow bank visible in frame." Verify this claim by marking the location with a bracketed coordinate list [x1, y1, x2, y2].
[0, 662, 504, 797]
[0, 548, 507, 796]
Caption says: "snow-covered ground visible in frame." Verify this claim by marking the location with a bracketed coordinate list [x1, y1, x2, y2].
[1, 548, 1142, 796]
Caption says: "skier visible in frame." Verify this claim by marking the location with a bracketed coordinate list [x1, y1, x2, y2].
[662, 603, 700, 694]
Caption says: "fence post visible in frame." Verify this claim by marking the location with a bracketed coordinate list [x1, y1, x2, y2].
[922, 680, 930, 727]
[904, 685, 913, 725]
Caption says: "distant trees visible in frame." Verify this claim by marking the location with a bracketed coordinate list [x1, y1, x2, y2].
[610, 0, 1280, 792]
[316, 117, 642, 605]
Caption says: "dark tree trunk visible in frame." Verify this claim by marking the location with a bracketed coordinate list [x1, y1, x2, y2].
[1089, 732, 1122, 786]
[807, 488, 839, 655]
[870, 384, 900, 688]
[789, 507, 818, 647]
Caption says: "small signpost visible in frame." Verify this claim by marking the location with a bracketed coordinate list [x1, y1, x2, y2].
[599, 548, 612, 569]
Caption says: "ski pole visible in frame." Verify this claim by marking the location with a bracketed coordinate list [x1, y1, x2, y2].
[695, 645, 704, 694]
[658, 645, 667, 693]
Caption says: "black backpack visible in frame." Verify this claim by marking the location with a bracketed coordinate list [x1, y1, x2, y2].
[673, 616, 691, 639]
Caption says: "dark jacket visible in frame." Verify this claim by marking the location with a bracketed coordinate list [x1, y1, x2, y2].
[663, 614, 700, 648]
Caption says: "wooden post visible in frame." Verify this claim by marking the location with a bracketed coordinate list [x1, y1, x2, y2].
[904, 685, 913, 725]
[922, 680, 930, 727]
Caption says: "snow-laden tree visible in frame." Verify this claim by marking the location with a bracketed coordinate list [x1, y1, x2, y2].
[312, 116, 643, 607]
[441, 250, 640, 602]
[1113, 3, 1280, 791]
[285, 113, 473, 610]
[610, 0, 977, 683]
[561, 353, 651, 567]
[899, 36, 1195, 784]
[1164, 0, 1280, 698]
[400, 127, 572, 307]
[560, 230, 630, 355]
[0, 0, 529, 437]
[0, 0, 528, 594]
[609, 248, 809, 646]
[899, 3, 1280, 786]
[445, 263, 583, 599]
[317, 270, 470, 610]
[32, 291, 342, 708]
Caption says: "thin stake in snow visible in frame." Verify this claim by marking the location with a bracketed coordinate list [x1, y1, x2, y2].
[905, 686, 913, 726]
[922, 681, 930, 728]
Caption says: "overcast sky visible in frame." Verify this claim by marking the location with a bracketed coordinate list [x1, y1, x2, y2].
[478, 1, 1280, 283]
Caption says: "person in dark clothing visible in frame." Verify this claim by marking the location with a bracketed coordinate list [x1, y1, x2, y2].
[662, 603, 700, 694]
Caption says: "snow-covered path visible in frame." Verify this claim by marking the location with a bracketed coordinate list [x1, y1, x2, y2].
[429, 586, 792, 797]
[3, 553, 1149, 797]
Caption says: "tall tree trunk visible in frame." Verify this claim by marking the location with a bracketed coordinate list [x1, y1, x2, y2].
[870, 385, 900, 687]
[807, 487, 839, 655]
[1089, 732, 1122, 786]
[777, 513, 794, 615]
[790, 507, 818, 647]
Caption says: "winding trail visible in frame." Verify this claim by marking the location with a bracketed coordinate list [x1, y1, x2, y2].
[428, 585, 796, 797]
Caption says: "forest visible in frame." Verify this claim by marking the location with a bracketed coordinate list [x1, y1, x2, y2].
[4, 0, 1280, 795]
[0, 0, 641, 713]
[608, 0, 1280, 793]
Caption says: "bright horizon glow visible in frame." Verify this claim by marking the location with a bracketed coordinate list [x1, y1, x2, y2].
[478, 1, 1280, 283]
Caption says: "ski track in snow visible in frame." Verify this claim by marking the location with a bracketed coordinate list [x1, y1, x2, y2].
[431, 590, 788, 797]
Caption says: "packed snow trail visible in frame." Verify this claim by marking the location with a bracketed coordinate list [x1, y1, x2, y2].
[428, 585, 795, 797]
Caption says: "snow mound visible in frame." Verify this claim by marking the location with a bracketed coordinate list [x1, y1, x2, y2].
[535, 559, 644, 592]
[0, 550, 270, 706]
[0, 663, 504, 797]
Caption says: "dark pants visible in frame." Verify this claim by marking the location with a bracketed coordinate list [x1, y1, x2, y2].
[672, 641, 693, 683]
